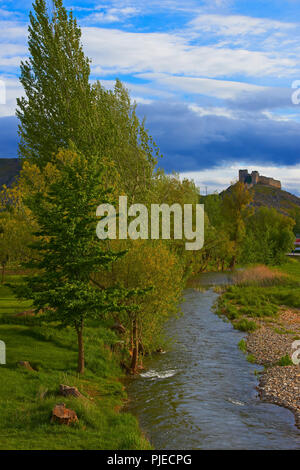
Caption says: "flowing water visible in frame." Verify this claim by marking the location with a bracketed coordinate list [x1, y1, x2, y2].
[127, 272, 300, 450]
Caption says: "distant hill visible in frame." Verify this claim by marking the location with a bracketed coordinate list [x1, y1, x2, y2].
[0, 158, 21, 188]
[221, 182, 300, 226]
[249, 184, 300, 217]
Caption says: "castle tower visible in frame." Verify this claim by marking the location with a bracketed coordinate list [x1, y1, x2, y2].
[239, 169, 249, 183]
[251, 171, 259, 185]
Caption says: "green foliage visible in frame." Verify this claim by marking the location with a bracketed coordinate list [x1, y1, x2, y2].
[19, 149, 137, 373]
[292, 207, 300, 235]
[240, 207, 295, 266]
[200, 193, 223, 228]
[217, 262, 300, 340]
[0, 185, 34, 282]
[246, 354, 256, 363]
[17, 1, 160, 194]
[94, 79, 160, 203]
[221, 182, 253, 268]
[277, 354, 294, 366]
[234, 319, 258, 332]
[17, 0, 94, 166]
[95, 239, 184, 356]
[0, 277, 151, 450]
[201, 181, 300, 272]
[238, 339, 247, 352]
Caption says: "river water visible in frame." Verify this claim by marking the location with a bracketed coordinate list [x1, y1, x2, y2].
[127, 272, 300, 450]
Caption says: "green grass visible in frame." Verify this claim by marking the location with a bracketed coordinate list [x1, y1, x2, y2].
[275, 260, 300, 279]
[246, 354, 256, 364]
[238, 339, 247, 352]
[0, 275, 150, 450]
[277, 354, 294, 366]
[234, 319, 258, 332]
[217, 260, 300, 325]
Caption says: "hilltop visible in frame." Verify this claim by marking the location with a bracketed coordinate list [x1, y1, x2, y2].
[219, 182, 300, 235]
[0, 158, 21, 187]
[249, 184, 300, 217]
[222, 182, 300, 216]
[221, 168, 300, 219]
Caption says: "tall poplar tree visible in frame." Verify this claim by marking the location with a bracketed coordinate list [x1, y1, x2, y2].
[17, 0, 95, 166]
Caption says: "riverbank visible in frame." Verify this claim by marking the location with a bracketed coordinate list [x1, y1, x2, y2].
[217, 262, 300, 430]
[0, 274, 151, 450]
[246, 309, 300, 428]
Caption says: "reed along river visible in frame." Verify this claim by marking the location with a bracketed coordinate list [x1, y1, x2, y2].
[127, 273, 300, 450]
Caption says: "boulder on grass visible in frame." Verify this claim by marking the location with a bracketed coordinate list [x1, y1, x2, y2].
[51, 403, 78, 425]
[59, 384, 83, 398]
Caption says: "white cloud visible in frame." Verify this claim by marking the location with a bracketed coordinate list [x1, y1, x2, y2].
[138, 73, 267, 100]
[188, 104, 234, 118]
[1, 8, 299, 127]
[0, 20, 27, 41]
[83, 6, 139, 24]
[189, 14, 295, 37]
[0, 75, 23, 117]
[82, 27, 298, 79]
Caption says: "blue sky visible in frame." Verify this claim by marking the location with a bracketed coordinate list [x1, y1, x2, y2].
[0, 0, 300, 194]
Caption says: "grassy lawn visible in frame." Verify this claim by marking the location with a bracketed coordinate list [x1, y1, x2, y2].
[0, 275, 150, 450]
[216, 260, 300, 329]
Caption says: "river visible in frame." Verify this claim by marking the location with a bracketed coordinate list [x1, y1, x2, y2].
[127, 272, 300, 450]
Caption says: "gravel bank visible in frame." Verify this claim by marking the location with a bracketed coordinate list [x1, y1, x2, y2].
[245, 310, 300, 429]
[257, 366, 300, 429]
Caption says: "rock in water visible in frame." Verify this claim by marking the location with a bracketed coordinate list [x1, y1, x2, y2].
[51, 403, 78, 425]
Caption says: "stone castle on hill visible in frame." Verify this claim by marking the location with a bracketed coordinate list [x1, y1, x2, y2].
[239, 169, 281, 190]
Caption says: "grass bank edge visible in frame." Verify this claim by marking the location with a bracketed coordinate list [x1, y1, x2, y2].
[215, 261, 300, 357]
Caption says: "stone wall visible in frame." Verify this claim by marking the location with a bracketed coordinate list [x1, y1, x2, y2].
[239, 169, 281, 189]
[258, 175, 281, 189]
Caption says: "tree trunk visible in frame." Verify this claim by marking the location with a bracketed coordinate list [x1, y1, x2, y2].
[130, 320, 134, 354]
[130, 319, 138, 374]
[1, 263, 5, 284]
[230, 255, 236, 271]
[76, 321, 84, 374]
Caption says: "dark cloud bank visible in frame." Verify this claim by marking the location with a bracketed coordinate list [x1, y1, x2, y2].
[137, 101, 300, 173]
[1, 100, 300, 175]
[0, 116, 19, 158]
